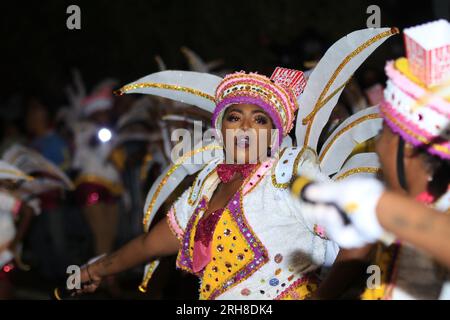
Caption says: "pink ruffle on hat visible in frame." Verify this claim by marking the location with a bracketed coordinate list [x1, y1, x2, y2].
[380, 20, 450, 159]
[212, 67, 306, 145]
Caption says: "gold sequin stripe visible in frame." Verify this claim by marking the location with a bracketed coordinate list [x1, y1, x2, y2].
[138, 260, 160, 293]
[318, 113, 382, 163]
[301, 79, 352, 146]
[302, 78, 352, 126]
[302, 28, 399, 147]
[382, 107, 450, 155]
[270, 147, 287, 189]
[143, 144, 223, 229]
[334, 167, 380, 181]
[272, 151, 294, 189]
[116, 83, 215, 102]
[0, 169, 33, 181]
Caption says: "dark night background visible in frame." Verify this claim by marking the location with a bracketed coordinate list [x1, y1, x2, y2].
[2, 0, 447, 108]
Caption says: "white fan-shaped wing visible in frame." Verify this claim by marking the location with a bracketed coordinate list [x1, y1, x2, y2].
[319, 106, 382, 176]
[296, 27, 398, 150]
[332, 152, 380, 181]
[139, 141, 223, 293]
[142, 141, 223, 230]
[117, 71, 222, 113]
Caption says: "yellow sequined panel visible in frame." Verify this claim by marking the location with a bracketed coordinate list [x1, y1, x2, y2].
[176, 211, 202, 274]
[277, 277, 318, 300]
[360, 243, 399, 300]
[199, 208, 254, 300]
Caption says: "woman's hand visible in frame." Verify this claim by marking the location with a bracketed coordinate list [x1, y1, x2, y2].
[71, 216, 180, 296]
[76, 264, 102, 294]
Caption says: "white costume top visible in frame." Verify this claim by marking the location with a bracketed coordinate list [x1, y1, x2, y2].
[167, 148, 339, 300]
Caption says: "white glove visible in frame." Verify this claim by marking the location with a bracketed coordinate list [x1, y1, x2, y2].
[302, 177, 387, 248]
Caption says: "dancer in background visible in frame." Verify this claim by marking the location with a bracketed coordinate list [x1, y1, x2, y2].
[295, 19, 450, 300]
[0, 160, 33, 298]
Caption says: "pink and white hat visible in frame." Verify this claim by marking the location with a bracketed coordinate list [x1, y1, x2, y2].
[380, 20, 450, 159]
[212, 67, 306, 145]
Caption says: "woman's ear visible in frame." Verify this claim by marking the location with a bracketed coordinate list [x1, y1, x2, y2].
[403, 142, 417, 158]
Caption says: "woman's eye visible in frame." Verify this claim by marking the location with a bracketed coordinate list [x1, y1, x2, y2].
[226, 114, 240, 122]
[255, 116, 268, 125]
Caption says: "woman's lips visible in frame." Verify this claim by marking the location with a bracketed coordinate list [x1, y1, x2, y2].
[235, 135, 250, 149]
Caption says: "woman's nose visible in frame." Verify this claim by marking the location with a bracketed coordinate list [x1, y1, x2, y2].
[240, 117, 251, 131]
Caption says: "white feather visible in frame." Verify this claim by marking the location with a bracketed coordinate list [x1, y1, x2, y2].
[319, 106, 382, 176]
[118, 70, 222, 113]
[142, 141, 223, 230]
[332, 152, 380, 181]
[296, 27, 398, 149]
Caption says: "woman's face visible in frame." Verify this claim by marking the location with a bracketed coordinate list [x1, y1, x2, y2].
[221, 104, 274, 164]
[375, 121, 403, 191]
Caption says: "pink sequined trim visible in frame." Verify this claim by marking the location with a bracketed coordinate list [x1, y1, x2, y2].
[167, 207, 184, 240]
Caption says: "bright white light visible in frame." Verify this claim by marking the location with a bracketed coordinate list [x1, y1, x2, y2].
[98, 128, 112, 143]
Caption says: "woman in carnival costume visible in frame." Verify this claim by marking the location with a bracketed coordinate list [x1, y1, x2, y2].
[298, 20, 450, 300]
[73, 26, 398, 300]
